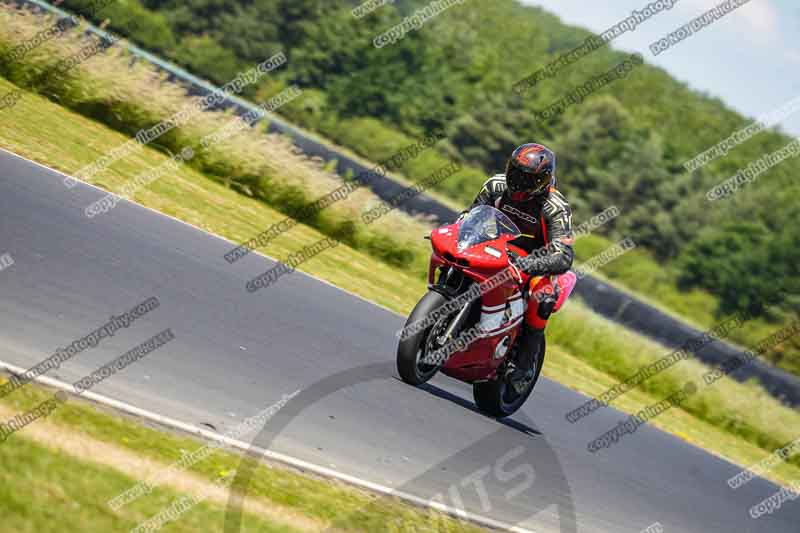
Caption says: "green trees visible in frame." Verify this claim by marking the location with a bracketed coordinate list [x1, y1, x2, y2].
[679, 223, 772, 315]
[679, 220, 800, 318]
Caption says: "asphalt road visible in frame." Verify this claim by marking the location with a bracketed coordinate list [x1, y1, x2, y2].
[0, 149, 796, 533]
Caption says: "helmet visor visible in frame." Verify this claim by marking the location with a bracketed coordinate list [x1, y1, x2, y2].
[507, 166, 550, 195]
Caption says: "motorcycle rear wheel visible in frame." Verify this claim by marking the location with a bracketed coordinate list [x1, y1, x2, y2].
[397, 291, 450, 385]
[473, 336, 546, 418]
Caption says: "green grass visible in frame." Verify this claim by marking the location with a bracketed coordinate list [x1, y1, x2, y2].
[0, 419, 301, 533]
[573, 234, 800, 375]
[0, 378, 483, 533]
[547, 304, 800, 465]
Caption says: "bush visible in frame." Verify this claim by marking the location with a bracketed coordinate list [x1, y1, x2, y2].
[63, 0, 177, 52]
[329, 117, 488, 204]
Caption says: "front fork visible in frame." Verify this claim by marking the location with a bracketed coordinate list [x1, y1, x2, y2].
[437, 297, 472, 344]
[429, 265, 475, 346]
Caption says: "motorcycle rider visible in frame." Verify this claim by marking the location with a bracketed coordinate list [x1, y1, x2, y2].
[467, 143, 577, 392]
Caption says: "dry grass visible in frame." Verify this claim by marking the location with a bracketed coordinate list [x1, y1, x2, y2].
[0, 4, 436, 265]
[0, 403, 328, 532]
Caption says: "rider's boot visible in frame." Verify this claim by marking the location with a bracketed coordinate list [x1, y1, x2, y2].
[510, 324, 544, 394]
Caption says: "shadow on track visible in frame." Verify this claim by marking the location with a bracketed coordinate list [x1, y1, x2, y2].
[415, 380, 543, 437]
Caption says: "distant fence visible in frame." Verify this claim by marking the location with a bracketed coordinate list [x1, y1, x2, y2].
[14, 0, 800, 406]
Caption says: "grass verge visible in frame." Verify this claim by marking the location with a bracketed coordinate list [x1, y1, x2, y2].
[574, 234, 800, 375]
[0, 377, 483, 533]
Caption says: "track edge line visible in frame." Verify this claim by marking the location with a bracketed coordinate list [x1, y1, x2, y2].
[0, 358, 536, 533]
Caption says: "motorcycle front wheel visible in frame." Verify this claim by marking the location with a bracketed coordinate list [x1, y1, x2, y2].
[396, 291, 452, 385]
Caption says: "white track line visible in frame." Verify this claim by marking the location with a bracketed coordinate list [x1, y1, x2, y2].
[0, 149, 538, 532]
[0, 359, 535, 533]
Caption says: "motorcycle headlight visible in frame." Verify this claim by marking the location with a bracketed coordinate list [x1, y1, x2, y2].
[484, 246, 501, 258]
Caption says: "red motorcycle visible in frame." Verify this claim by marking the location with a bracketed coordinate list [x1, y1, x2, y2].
[397, 205, 546, 417]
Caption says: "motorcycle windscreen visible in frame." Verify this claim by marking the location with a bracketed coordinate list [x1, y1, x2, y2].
[457, 205, 521, 251]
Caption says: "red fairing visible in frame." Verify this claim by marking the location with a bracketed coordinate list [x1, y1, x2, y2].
[430, 223, 516, 274]
[426, 222, 532, 382]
